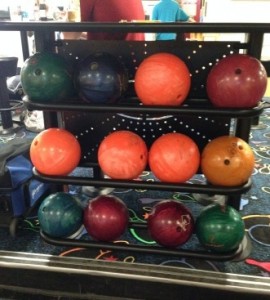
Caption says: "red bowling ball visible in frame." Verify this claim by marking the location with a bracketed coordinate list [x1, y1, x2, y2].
[83, 195, 129, 242]
[147, 200, 194, 248]
[206, 54, 267, 108]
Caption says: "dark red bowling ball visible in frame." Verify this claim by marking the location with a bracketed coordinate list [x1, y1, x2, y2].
[147, 200, 194, 248]
[206, 54, 267, 108]
[83, 195, 129, 242]
[74, 52, 129, 104]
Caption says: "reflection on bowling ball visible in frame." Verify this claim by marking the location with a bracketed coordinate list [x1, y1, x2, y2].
[196, 204, 245, 253]
[74, 52, 129, 104]
[21, 52, 75, 102]
[38, 192, 83, 238]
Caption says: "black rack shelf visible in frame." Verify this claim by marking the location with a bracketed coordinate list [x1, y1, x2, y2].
[24, 98, 264, 118]
[40, 230, 245, 262]
[33, 168, 252, 196]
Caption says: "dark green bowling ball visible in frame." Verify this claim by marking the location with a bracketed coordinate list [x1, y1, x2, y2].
[21, 52, 74, 102]
[195, 204, 245, 253]
[38, 192, 83, 238]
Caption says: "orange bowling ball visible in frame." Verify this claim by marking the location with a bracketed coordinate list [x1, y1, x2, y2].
[201, 136, 255, 186]
[98, 130, 148, 180]
[149, 133, 200, 183]
[134, 53, 191, 106]
[30, 128, 81, 176]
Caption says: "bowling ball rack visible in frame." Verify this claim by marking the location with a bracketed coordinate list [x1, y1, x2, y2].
[22, 24, 265, 261]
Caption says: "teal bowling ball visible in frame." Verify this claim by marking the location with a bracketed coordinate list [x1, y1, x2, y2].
[38, 192, 83, 238]
[21, 52, 75, 102]
[195, 204, 245, 253]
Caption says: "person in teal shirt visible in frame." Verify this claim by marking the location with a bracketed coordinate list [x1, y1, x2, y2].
[152, 0, 192, 40]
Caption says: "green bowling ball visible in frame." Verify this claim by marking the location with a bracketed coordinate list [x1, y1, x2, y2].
[38, 192, 83, 238]
[21, 52, 75, 102]
[195, 204, 245, 253]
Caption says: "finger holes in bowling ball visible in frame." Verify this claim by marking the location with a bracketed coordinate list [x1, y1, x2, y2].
[224, 159, 230, 165]
[235, 68, 242, 75]
[35, 68, 42, 76]
[176, 94, 183, 100]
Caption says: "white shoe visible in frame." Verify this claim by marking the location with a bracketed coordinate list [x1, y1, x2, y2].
[23, 110, 45, 133]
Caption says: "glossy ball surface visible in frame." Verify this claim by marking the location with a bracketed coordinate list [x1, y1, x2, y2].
[30, 128, 81, 176]
[38, 192, 83, 238]
[201, 135, 255, 186]
[206, 54, 267, 108]
[21, 52, 74, 102]
[134, 53, 191, 106]
[149, 133, 200, 183]
[147, 200, 194, 247]
[74, 52, 129, 104]
[83, 195, 129, 242]
[98, 130, 148, 179]
[196, 204, 245, 252]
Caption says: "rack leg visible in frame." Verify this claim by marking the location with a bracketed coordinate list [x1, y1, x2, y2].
[227, 194, 242, 210]
[0, 57, 18, 134]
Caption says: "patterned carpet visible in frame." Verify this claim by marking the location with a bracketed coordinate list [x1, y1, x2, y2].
[0, 107, 269, 278]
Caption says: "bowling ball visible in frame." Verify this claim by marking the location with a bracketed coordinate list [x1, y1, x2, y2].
[98, 130, 148, 179]
[201, 135, 255, 186]
[147, 200, 194, 248]
[148, 133, 200, 183]
[30, 128, 81, 176]
[74, 52, 129, 104]
[206, 54, 267, 108]
[38, 192, 83, 238]
[20, 52, 74, 102]
[83, 195, 129, 242]
[134, 52, 191, 106]
[196, 204, 245, 253]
